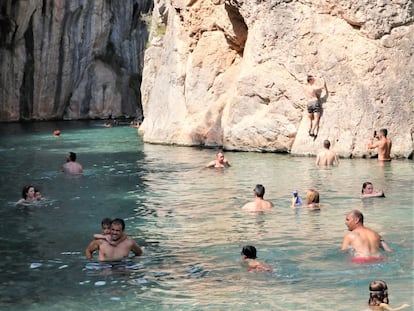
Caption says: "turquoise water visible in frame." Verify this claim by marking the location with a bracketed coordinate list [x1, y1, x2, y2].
[0, 121, 412, 310]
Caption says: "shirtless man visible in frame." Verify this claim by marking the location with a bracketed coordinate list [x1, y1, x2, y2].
[303, 75, 327, 137]
[205, 150, 230, 168]
[368, 129, 392, 161]
[242, 184, 273, 211]
[315, 139, 339, 166]
[85, 218, 143, 261]
[341, 210, 392, 260]
[61, 152, 83, 174]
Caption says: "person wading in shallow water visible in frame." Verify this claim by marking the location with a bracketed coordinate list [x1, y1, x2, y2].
[341, 210, 392, 263]
[205, 150, 230, 168]
[303, 75, 327, 137]
[315, 139, 339, 166]
[368, 128, 392, 162]
[241, 245, 272, 272]
[241, 184, 273, 211]
[61, 152, 83, 175]
[85, 218, 143, 261]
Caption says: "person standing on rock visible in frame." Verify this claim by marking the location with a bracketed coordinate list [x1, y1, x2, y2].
[303, 75, 327, 137]
[368, 128, 392, 162]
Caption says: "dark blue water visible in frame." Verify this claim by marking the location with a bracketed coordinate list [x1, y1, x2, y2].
[0, 121, 412, 310]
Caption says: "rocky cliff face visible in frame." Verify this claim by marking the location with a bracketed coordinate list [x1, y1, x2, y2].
[0, 0, 152, 121]
[140, 0, 414, 158]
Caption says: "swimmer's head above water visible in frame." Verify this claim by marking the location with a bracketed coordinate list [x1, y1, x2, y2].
[368, 280, 389, 306]
[241, 245, 257, 259]
[253, 184, 265, 199]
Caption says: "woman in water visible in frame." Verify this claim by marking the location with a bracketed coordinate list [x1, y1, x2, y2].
[367, 280, 409, 310]
[361, 182, 385, 198]
[17, 185, 36, 204]
[291, 189, 321, 210]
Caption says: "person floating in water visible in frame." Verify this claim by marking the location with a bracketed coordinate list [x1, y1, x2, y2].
[241, 245, 272, 272]
[17, 185, 36, 204]
[341, 210, 392, 263]
[241, 184, 273, 211]
[61, 152, 83, 175]
[303, 75, 327, 137]
[85, 218, 142, 261]
[367, 280, 409, 311]
[315, 139, 339, 166]
[360, 182, 385, 198]
[368, 128, 392, 162]
[205, 150, 230, 168]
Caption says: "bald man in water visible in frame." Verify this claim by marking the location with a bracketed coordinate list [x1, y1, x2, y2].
[341, 210, 392, 259]
[206, 150, 230, 168]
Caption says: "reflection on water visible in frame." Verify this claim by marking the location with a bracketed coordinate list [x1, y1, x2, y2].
[0, 121, 412, 310]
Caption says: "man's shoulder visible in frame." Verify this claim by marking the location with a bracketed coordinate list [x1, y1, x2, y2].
[264, 200, 273, 208]
[241, 202, 254, 209]
[122, 236, 137, 246]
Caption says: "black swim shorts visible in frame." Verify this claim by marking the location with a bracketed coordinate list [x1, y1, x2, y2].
[307, 99, 322, 113]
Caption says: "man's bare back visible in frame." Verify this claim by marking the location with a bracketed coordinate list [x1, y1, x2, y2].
[368, 129, 392, 161]
[242, 199, 273, 211]
[375, 137, 392, 161]
[343, 227, 382, 257]
[316, 150, 339, 166]
[316, 140, 339, 166]
[61, 152, 83, 174]
[303, 82, 323, 101]
[61, 162, 83, 174]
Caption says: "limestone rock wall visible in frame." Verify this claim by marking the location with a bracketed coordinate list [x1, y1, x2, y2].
[0, 0, 152, 121]
[140, 0, 414, 158]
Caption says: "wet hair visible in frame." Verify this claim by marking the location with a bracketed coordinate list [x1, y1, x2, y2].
[253, 184, 265, 198]
[379, 128, 388, 137]
[111, 218, 125, 230]
[216, 149, 224, 156]
[21, 185, 34, 199]
[69, 152, 77, 161]
[241, 245, 257, 259]
[368, 280, 389, 306]
[101, 218, 112, 227]
[306, 189, 319, 204]
[351, 209, 364, 225]
[307, 75, 314, 83]
[361, 182, 373, 194]
[323, 140, 331, 149]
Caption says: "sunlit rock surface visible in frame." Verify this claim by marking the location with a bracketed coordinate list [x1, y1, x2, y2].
[140, 0, 413, 158]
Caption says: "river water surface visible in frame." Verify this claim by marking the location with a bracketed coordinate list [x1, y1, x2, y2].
[0, 121, 412, 310]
